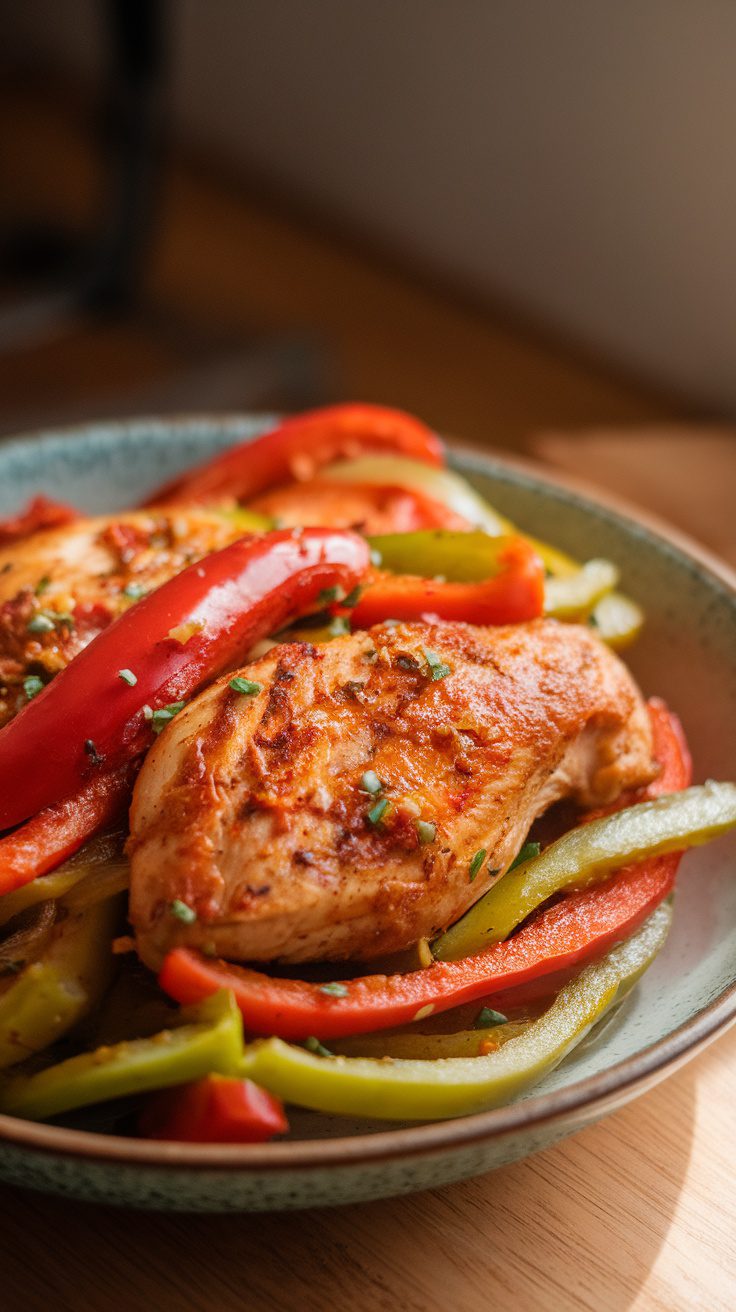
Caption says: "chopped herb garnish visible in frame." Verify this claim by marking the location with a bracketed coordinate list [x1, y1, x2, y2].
[304, 1036, 333, 1057]
[122, 582, 147, 600]
[26, 613, 56, 635]
[415, 819, 437, 845]
[318, 982, 349, 998]
[422, 647, 451, 681]
[342, 585, 363, 608]
[151, 701, 187, 734]
[369, 548, 383, 567]
[359, 770, 383, 795]
[587, 612, 600, 628]
[508, 841, 541, 872]
[328, 615, 350, 637]
[363, 648, 377, 663]
[84, 739, 105, 766]
[117, 668, 138, 687]
[318, 585, 342, 605]
[469, 847, 487, 882]
[34, 576, 51, 596]
[142, 704, 153, 721]
[22, 675, 45, 701]
[170, 899, 197, 924]
[229, 676, 262, 696]
[474, 1006, 508, 1029]
[367, 797, 390, 827]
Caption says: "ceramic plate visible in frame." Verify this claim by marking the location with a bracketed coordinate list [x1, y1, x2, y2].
[0, 416, 733, 1212]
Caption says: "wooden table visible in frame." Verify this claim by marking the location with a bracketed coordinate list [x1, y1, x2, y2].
[1, 80, 735, 1312]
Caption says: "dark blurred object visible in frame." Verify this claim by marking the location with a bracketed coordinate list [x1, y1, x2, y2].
[0, 0, 165, 350]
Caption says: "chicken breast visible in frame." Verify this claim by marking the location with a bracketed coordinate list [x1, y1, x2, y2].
[129, 618, 655, 968]
[0, 509, 243, 727]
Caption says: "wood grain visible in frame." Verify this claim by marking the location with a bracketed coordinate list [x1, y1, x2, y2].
[0, 77, 734, 1312]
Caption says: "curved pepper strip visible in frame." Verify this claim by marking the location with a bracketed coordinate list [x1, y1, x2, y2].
[0, 764, 135, 897]
[0, 990, 243, 1121]
[431, 781, 736, 962]
[0, 527, 369, 831]
[349, 536, 545, 628]
[251, 480, 469, 534]
[235, 904, 672, 1121]
[0, 893, 119, 1069]
[143, 404, 445, 507]
[159, 856, 680, 1041]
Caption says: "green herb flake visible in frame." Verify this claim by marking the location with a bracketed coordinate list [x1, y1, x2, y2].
[363, 648, 377, 663]
[26, 613, 56, 635]
[415, 819, 437, 845]
[304, 1036, 333, 1058]
[367, 797, 390, 827]
[170, 899, 197, 925]
[318, 585, 342, 605]
[318, 982, 349, 998]
[508, 841, 541, 872]
[122, 582, 147, 600]
[328, 615, 350, 638]
[474, 1006, 508, 1029]
[22, 675, 45, 701]
[117, 668, 138, 687]
[422, 647, 451, 681]
[359, 770, 383, 796]
[469, 847, 487, 882]
[587, 612, 600, 628]
[342, 585, 363, 608]
[34, 576, 51, 596]
[229, 676, 262, 696]
[151, 701, 187, 734]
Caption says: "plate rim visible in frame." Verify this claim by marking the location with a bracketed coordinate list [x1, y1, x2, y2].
[0, 416, 734, 1174]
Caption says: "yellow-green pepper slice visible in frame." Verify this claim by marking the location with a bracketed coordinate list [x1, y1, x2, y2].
[331, 1020, 529, 1060]
[433, 781, 736, 962]
[0, 894, 119, 1070]
[236, 904, 671, 1121]
[0, 832, 126, 927]
[0, 990, 243, 1121]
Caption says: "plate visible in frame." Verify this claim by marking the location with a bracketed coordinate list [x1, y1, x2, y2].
[0, 415, 734, 1212]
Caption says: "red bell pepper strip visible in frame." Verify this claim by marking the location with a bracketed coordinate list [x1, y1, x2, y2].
[138, 1075, 288, 1143]
[0, 495, 79, 546]
[158, 859, 679, 1041]
[0, 763, 134, 896]
[159, 702, 690, 1040]
[0, 527, 369, 832]
[143, 404, 445, 507]
[349, 537, 545, 628]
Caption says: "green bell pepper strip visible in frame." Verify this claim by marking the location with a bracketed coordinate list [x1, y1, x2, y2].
[331, 1021, 530, 1060]
[0, 894, 119, 1070]
[237, 904, 671, 1121]
[433, 780, 736, 963]
[0, 990, 243, 1121]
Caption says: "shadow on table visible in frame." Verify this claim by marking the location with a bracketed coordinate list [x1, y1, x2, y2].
[0, 1055, 704, 1312]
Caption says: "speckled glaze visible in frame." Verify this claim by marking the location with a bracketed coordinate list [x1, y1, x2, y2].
[0, 416, 734, 1212]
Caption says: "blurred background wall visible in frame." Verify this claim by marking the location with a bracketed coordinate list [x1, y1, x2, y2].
[5, 0, 736, 413]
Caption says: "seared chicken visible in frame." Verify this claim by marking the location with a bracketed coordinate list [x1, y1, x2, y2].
[129, 619, 655, 968]
[0, 509, 244, 727]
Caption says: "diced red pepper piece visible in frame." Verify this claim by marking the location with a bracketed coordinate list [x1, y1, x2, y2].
[139, 1075, 288, 1143]
[144, 404, 444, 507]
